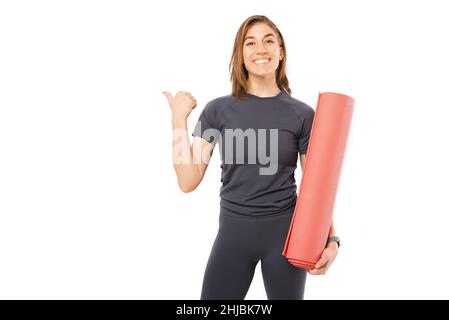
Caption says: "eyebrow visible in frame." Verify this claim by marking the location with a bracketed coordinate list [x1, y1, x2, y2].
[244, 33, 276, 41]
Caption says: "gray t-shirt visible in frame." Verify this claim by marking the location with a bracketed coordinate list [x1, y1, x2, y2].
[192, 90, 315, 217]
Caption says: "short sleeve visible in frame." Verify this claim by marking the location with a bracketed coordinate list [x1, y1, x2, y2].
[191, 101, 220, 147]
[298, 107, 315, 155]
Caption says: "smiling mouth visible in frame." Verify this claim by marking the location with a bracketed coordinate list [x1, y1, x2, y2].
[253, 58, 271, 65]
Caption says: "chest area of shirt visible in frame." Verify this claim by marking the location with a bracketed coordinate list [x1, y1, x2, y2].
[217, 104, 300, 134]
[215, 108, 300, 167]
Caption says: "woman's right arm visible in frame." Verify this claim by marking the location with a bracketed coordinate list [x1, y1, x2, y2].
[164, 91, 214, 193]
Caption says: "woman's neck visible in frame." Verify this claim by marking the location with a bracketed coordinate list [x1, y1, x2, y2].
[246, 74, 280, 97]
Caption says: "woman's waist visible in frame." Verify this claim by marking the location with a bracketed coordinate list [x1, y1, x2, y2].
[219, 196, 296, 219]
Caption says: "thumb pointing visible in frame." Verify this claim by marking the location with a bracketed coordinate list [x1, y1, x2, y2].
[162, 91, 173, 102]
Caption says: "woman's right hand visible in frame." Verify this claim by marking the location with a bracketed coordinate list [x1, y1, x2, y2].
[162, 91, 197, 119]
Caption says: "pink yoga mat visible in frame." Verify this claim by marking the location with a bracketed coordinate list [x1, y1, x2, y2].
[282, 92, 355, 269]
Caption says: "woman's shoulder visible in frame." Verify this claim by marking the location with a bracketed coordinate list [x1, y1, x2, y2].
[209, 93, 240, 104]
[203, 93, 239, 113]
[279, 93, 315, 118]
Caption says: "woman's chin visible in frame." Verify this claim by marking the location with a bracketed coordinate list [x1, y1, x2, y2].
[248, 70, 276, 78]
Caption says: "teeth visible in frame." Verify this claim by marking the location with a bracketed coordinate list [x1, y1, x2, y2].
[254, 59, 269, 65]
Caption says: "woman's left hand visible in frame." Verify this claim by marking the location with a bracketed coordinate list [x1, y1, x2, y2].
[308, 242, 339, 275]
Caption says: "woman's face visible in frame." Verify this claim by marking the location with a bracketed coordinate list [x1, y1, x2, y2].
[242, 23, 283, 79]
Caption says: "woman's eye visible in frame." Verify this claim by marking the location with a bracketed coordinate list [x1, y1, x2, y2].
[245, 39, 275, 46]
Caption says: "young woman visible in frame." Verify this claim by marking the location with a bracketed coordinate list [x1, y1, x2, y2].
[163, 15, 339, 300]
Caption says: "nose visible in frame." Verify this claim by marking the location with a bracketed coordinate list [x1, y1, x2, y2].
[255, 41, 268, 54]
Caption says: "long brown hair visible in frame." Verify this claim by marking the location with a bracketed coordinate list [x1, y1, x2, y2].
[229, 15, 292, 100]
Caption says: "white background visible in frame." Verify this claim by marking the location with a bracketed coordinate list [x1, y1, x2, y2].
[1, 0, 448, 299]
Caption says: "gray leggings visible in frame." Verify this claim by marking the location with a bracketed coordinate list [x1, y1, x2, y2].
[200, 209, 307, 300]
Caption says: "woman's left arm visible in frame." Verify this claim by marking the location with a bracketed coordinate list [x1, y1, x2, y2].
[299, 154, 339, 275]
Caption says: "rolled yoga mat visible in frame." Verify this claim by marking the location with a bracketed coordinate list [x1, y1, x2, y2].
[282, 92, 355, 269]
